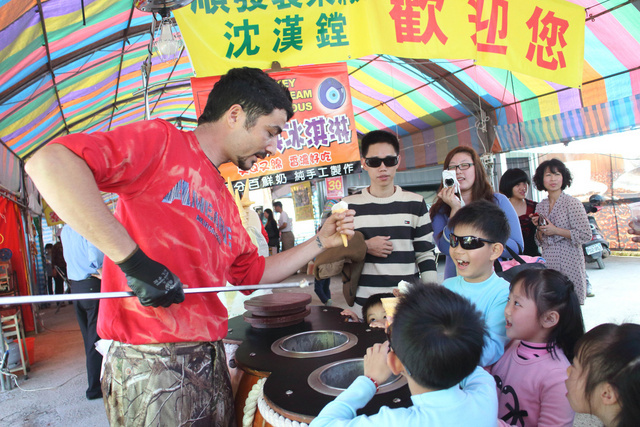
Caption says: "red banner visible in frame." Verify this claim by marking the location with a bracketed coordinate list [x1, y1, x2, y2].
[325, 176, 345, 199]
[191, 63, 361, 192]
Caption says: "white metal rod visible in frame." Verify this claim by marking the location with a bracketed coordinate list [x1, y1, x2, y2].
[0, 280, 309, 306]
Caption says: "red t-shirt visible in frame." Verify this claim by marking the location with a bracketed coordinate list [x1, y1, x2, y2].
[53, 119, 265, 344]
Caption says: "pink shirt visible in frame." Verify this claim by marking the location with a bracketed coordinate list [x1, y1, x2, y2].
[490, 340, 574, 427]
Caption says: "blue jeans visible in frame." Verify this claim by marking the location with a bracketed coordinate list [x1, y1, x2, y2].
[314, 277, 331, 304]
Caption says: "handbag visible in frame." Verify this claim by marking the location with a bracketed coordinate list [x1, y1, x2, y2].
[494, 246, 546, 283]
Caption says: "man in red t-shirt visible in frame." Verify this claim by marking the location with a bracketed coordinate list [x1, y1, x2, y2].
[26, 67, 355, 426]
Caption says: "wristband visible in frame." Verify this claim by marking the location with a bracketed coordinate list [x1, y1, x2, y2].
[365, 376, 379, 392]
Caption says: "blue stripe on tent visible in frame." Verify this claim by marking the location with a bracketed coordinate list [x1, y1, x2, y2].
[495, 93, 640, 151]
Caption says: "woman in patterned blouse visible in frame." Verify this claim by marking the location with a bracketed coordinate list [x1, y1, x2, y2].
[531, 159, 591, 304]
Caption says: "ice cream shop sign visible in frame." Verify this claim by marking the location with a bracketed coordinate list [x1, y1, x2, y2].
[191, 62, 361, 192]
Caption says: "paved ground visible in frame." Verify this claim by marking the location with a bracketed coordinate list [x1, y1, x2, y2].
[0, 256, 637, 426]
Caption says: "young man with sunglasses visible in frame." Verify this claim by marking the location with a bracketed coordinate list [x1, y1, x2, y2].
[342, 130, 437, 306]
[442, 200, 511, 367]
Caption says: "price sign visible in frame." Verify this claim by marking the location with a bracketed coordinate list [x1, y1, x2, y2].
[325, 176, 345, 199]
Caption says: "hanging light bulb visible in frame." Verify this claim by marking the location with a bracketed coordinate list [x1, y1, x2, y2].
[153, 15, 183, 62]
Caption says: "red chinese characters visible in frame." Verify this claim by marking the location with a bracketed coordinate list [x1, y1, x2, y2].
[389, 0, 448, 45]
[468, 0, 508, 55]
[526, 6, 569, 70]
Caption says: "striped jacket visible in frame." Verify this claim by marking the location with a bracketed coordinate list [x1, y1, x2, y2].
[344, 186, 437, 305]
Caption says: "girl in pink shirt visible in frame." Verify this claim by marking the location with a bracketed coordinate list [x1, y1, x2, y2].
[565, 323, 640, 427]
[490, 269, 584, 426]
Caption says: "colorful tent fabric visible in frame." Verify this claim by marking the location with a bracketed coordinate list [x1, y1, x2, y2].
[0, 0, 195, 158]
[1, 0, 639, 170]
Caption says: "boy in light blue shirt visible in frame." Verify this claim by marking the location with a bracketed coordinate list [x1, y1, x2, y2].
[442, 200, 511, 366]
[310, 284, 497, 426]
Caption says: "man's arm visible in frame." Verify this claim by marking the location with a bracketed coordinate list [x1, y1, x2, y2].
[26, 144, 136, 262]
[27, 143, 184, 308]
[261, 211, 354, 284]
[414, 200, 437, 283]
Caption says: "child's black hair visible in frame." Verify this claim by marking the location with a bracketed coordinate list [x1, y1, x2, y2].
[574, 323, 640, 427]
[361, 293, 394, 320]
[448, 200, 510, 245]
[390, 284, 486, 390]
[510, 268, 584, 361]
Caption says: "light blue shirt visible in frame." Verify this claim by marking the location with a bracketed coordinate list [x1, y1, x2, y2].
[310, 366, 497, 427]
[442, 272, 509, 366]
[60, 225, 104, 281]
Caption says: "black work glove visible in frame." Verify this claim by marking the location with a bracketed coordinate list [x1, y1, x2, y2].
[117, 247, 185, 308]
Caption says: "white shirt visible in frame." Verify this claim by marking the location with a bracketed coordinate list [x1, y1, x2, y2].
[278, 210, 292, 232]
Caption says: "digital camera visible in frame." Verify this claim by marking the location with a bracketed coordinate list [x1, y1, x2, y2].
[442, 170, 458, 188]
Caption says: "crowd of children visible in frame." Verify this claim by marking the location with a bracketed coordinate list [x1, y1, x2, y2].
[311, 200, 639, 427]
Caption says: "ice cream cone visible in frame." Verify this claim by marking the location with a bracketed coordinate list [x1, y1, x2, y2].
[381, 297, 399, 325]
[331, 200, 349, 247]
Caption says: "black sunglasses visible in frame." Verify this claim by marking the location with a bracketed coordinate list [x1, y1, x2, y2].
[364, 156, 399, 168]
[449, 233, 496, 250]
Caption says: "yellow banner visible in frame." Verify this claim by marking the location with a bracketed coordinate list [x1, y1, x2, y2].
[176, 0, 584, 88]
[42, 199, 64, 227]
[474, 0, 585, 88]
[291, 181, 314, 221]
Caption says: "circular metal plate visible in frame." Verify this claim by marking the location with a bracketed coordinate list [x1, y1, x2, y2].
[271, 330, 358, 358]
[308, 358, 407, 396]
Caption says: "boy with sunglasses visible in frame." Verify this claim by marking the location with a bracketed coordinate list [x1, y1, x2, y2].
[343, 130, 437, 306]
[311, 284, 497, 426]
[442, 200, 510, 366]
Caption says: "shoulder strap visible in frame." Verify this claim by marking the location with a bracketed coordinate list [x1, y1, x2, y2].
[504, 245, 527, 265]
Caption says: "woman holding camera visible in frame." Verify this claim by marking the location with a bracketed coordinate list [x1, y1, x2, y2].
[429, 146, 523, 279]
[532, 159, 591, 303]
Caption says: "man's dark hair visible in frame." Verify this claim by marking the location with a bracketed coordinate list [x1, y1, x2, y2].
[273, 201, 282, 208]
[390, 284, 486, 390]
[45, 243, 53, 250]
[532, 158, 573, 191]
[361, 130, 400, 157]
[197, 67, 294, 128]
[361, 292, 394, 320]
[448, 200, 510, 245]
[499, 168, 530, 198]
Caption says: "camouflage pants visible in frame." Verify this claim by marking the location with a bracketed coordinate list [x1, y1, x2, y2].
[102, 340, 235, 427]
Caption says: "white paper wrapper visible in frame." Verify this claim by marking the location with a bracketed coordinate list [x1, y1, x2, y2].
[397, 280, 411, 294]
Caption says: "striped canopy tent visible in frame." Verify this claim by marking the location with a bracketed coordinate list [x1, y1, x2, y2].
[1, 0, 639, 175]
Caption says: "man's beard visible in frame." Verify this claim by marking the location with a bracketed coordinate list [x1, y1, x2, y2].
[237, 152, 268, 171]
